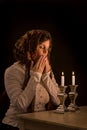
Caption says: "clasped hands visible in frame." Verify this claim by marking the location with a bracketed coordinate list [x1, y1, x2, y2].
[30, 55, 51, 74]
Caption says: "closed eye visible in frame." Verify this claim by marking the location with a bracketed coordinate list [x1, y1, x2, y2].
[39, 45, 51, 52]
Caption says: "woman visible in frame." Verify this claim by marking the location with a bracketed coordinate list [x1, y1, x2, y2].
[2, 29, 60, 130]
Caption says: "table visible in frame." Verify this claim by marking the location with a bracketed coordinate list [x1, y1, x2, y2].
[17, 106, 87, 130]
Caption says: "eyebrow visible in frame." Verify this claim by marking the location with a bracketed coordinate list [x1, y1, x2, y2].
[40, 45, 50, 49]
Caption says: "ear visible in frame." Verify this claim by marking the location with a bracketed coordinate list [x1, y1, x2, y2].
[26, 52, 31, 60]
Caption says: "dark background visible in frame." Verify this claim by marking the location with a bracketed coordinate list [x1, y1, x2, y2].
[0, 0, 87, 106]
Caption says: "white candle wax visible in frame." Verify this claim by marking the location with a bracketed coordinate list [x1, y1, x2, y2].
[72, 71, 75, 85]
[61, 72, 65, 86]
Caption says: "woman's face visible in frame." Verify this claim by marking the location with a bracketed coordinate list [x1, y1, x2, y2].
[32, 40, 51, 61]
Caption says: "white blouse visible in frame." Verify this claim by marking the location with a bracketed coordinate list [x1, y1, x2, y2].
[2, 61, 60, 128]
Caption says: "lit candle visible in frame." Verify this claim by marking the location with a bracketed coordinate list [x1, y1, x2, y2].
[72, 71, 75, 85]
[61, 72, 65, 86]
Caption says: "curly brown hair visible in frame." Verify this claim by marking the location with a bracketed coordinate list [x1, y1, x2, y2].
[13, 29, 52, 65]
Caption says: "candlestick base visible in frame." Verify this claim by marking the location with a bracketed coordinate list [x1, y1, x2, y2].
[55, 105, 67, 114]
[67, 103, 79, 112]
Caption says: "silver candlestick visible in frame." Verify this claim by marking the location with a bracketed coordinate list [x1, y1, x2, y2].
[55, 85, 68, 113]
[67, 85, 79, 111]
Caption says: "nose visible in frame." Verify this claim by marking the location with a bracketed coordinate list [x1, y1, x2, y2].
[43, 49, 48, 54]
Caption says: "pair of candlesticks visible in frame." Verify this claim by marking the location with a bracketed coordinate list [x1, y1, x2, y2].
[55, 71, 79, 113]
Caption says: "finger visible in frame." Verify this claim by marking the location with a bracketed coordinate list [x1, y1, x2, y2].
[40, 56, 47, 67]
[36, 56, 43, 67]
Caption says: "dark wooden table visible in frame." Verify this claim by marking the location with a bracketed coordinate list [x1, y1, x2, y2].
[17, 106, 87, 130]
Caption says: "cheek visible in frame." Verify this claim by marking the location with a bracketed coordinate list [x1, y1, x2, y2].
[36, 50, 43, 57]
[31, 51, 42, 60]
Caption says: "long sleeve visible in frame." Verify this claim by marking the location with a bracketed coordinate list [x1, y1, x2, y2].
[42, 71, 60, 105]
[4, 65, 42, 112]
